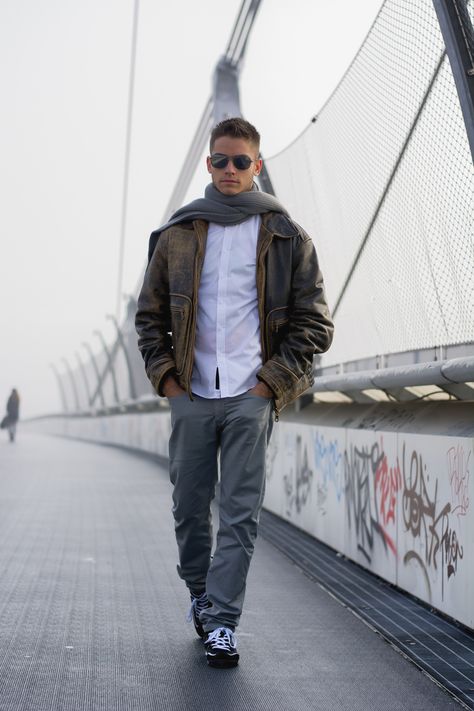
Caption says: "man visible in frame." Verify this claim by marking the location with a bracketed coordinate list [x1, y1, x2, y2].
[136, 118, 333, 668]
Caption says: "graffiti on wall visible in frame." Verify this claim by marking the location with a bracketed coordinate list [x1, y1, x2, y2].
[271, 427, 471, 608]
[375, 439, 402, 530]
[265, 434, 279, 481]
[283, 434, 313, 517]
[314, 432, 343, 514]
[447, 444, 471, 517]
[311, 433, 400, 563]
[402, 443, 468, 600]
[344, 440, 400, 564]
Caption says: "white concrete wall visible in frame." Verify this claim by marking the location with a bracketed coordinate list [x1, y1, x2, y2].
[265, 422, 474, 630]
[28, 413, 172, 461]
[27, 411, 474, 629]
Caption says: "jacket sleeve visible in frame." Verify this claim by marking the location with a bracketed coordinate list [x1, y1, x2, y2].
[258, 228, 334, 410]
[135, 231, 176, 395]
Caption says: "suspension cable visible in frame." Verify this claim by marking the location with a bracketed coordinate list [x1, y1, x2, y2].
[116, 0, 140, 322]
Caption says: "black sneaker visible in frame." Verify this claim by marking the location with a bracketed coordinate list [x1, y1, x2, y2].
[186, 591, 210, 639]
[204, 627, 239, 668]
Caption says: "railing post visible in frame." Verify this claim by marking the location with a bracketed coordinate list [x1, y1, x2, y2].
[61, 357, 80, 412]
[82, 341, 106, 408]
[106, 314, 137, 400]
[94, 330, 120, 403]
[75, 351, 92, 408]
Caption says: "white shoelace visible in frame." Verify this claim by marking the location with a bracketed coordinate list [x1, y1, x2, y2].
[205, 627, 237, 650]
[186, 591, 209, 623]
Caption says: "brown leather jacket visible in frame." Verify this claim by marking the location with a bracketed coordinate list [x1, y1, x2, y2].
[135, 212, 334, 415]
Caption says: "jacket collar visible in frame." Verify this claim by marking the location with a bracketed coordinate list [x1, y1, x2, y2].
[261, 211, 298, 238]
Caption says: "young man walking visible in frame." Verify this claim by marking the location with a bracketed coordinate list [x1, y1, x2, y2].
[135, 118, 333, 667]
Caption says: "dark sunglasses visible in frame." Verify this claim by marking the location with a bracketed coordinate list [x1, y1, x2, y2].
[210, 153, 256, 170]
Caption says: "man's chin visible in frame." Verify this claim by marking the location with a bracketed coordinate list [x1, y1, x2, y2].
[218, 182, 243, 195]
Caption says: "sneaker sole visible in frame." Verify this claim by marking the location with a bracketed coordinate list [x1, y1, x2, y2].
[206, 654, 239, 668]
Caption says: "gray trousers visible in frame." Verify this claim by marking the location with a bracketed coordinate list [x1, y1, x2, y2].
[168, 391, 273, 633]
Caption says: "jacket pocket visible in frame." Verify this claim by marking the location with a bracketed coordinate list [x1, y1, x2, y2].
[265, 306, 290, 358]
[170, 293, 192, 376]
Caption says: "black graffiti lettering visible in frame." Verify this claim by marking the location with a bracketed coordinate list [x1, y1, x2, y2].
[284, 435, 313, 516]
[442, 517, 464, 579]
[402, 443, 464, 598]
[402, 444, 449, 572]
[402, 447, 437, 543]
[344, 442, 389, 564]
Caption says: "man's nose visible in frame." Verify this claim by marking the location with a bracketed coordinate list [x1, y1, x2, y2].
[224, 159, 237, 173]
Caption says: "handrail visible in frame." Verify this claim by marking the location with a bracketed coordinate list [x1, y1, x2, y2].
[30, 356, 474, 423]
[312, 356, 474, 394]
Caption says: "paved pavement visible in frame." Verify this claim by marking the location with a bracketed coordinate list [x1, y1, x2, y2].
[0, 433, 459, 710]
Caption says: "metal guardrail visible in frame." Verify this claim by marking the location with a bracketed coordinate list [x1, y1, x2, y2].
[312, 355, 474, 403]
[32, 356, 474, 423]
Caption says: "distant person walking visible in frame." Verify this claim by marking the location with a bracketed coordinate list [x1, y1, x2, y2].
[2, 389, 20, 442]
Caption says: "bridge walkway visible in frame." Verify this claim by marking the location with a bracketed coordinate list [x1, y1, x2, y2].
[0, 434, 459, 710]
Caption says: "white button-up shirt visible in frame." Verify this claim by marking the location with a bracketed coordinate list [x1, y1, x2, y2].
[191, 216, 262, 398]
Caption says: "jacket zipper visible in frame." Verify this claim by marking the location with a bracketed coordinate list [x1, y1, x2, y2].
[171, 294, 193, 379]
[264, 307, 289, 359]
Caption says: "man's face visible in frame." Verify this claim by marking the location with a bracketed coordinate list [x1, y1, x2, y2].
[207, 136, 262, 195]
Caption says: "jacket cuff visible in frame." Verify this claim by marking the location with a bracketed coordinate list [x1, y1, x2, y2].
[258, 360, 313, 412]
[149, 362, 177, 397]
[257, 364, 285, 401]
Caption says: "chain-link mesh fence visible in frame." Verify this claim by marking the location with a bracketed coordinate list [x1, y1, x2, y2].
[265, 0, 474, 369]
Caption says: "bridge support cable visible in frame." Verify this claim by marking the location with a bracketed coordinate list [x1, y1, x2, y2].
[116, 0, 140, 323]
[433, 0, 474, 160]
[224, 0, 262, 67]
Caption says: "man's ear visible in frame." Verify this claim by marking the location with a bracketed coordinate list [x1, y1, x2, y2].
[206, 156, 212, 174]
[254, 158, 263, 176]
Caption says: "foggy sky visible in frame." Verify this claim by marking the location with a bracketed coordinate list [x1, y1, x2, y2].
[0, 0, 381, 418]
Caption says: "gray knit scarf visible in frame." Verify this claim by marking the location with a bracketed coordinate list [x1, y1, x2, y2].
[148, 182, 288, 261]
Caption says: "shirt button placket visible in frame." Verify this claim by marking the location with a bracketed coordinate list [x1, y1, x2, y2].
[216, 226, 232, 397]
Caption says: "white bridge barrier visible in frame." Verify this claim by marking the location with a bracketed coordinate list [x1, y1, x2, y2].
[266, 413, 473, 631]
[27, 402, 474, 631]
